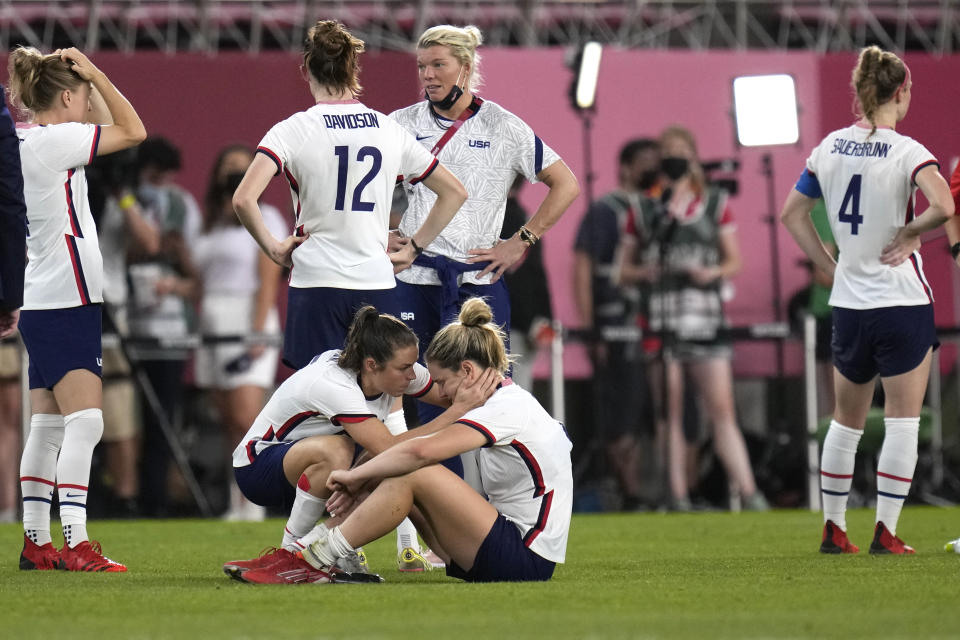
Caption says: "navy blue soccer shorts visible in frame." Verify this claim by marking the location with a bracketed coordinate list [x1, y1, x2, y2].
[831, 304, 938, 384]
[283, 286, 401, 370]
[18, 304, 102, 390]
[446, 514, 555, 582]
[234, 441, 296, 510]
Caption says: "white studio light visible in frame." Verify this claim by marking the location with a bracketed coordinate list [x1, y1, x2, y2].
[574, 41, 603, 110]
[732, 74, 799, 147]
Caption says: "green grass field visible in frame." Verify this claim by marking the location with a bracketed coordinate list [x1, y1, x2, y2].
[3, 506, 959, 639]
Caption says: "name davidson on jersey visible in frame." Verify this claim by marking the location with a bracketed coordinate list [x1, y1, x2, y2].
[322, 113, 380, 130]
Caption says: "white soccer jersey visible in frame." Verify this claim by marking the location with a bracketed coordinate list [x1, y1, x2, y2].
[390, 99, 561, 286]
[232, 349, 432, 467]
[257, 101, 438, 290]
[457, 382, 573, 563]
[17, 122, 103, 309]
[806, 123, 938, 309]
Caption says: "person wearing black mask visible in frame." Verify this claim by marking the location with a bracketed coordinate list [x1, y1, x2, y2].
[573, 138, 660, 510]
[616, 125, 767, 512]
[193, 144, 289, 521]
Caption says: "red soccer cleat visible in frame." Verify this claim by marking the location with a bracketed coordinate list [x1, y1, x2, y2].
[60, 540, 127, 572]
[869, 521, 915, 555]
[223, 547, 295, 579]
[240, 551, 333, 584]
[20, 535, 65, 570]
[820, 520, 859, 554]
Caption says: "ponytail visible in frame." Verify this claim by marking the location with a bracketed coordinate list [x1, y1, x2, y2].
[424, 297, 511, 374]
[338, 306, 418, 371]
[852, 45, 908, 135]
[7, 46, 84, 116]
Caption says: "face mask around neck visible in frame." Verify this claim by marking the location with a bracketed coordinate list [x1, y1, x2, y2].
[427, 65, 466, 111]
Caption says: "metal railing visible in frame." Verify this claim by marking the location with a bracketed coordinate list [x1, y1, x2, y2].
[1, 1, 958, 54]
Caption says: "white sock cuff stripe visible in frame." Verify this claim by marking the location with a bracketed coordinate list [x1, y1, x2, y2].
[295, 486, 327, 505]
[828, 421, 863, 440]
[64, 408, 103, 423]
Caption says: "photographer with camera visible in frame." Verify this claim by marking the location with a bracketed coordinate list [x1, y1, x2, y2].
[126, 136, 202, 518]
[86, 147, 160, 518]
[573, 138, 660, 511]
[616, 125, 766, 512]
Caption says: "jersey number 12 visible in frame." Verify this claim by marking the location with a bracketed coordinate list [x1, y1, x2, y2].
[838, 174, 863, 235]
[334, 145, 382, 212]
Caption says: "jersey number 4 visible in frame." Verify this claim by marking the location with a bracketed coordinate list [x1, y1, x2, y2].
[838, 174, 863, 235]
[334, 145, 382, 212]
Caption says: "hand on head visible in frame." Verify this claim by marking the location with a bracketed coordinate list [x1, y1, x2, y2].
[58, 48, 100, 81]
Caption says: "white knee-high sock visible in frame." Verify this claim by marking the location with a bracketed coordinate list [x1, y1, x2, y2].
[20, 414, 65, 545]
[820, 421, 862, 531]
[382, 410, 421, 554]
[876, 417, 919, 535]
[58, 408, 103, 548]
[282, 474, 327, 551]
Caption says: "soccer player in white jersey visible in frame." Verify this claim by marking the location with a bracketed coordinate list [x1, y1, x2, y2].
[233, 20, 465, 370]
[222, 307, 497, 578]
[781, 46, 954, 555]
[389, 25, 579, 480]
[233, 19, 465, 567]
[241, 298, 573, 584]
[9, 46, 146, 571]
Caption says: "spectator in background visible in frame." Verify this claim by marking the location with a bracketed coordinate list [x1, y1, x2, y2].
[0, 82, 27, 523]
[574, 138, 660, 511]
[86, 147, 161, 517]
[193, 144, 287, 521]
[500, 176, 553, 393]
[617, 126, 766, 512]
[127, 136, 202, 517]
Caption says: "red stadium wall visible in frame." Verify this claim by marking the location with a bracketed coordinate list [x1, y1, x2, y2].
[5, 48, 959, 378]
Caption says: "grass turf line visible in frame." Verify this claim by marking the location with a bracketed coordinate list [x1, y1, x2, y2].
[2, 506, 959, 639]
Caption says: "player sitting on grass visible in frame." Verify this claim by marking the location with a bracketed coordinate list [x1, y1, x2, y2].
[222, 306, 497, 578]
[239, 297, 573, 584]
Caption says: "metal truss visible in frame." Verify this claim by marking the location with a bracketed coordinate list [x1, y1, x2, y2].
[1, 1, 958, 54]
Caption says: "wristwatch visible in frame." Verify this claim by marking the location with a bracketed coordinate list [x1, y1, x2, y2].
[952, 242, 960, 260]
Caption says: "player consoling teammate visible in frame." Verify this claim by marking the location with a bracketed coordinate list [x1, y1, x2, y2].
[9, 46, 146, 571]
[235, 298, 573, 584]
[780, 46, 955, 554]
[221, 306, 498, 579]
